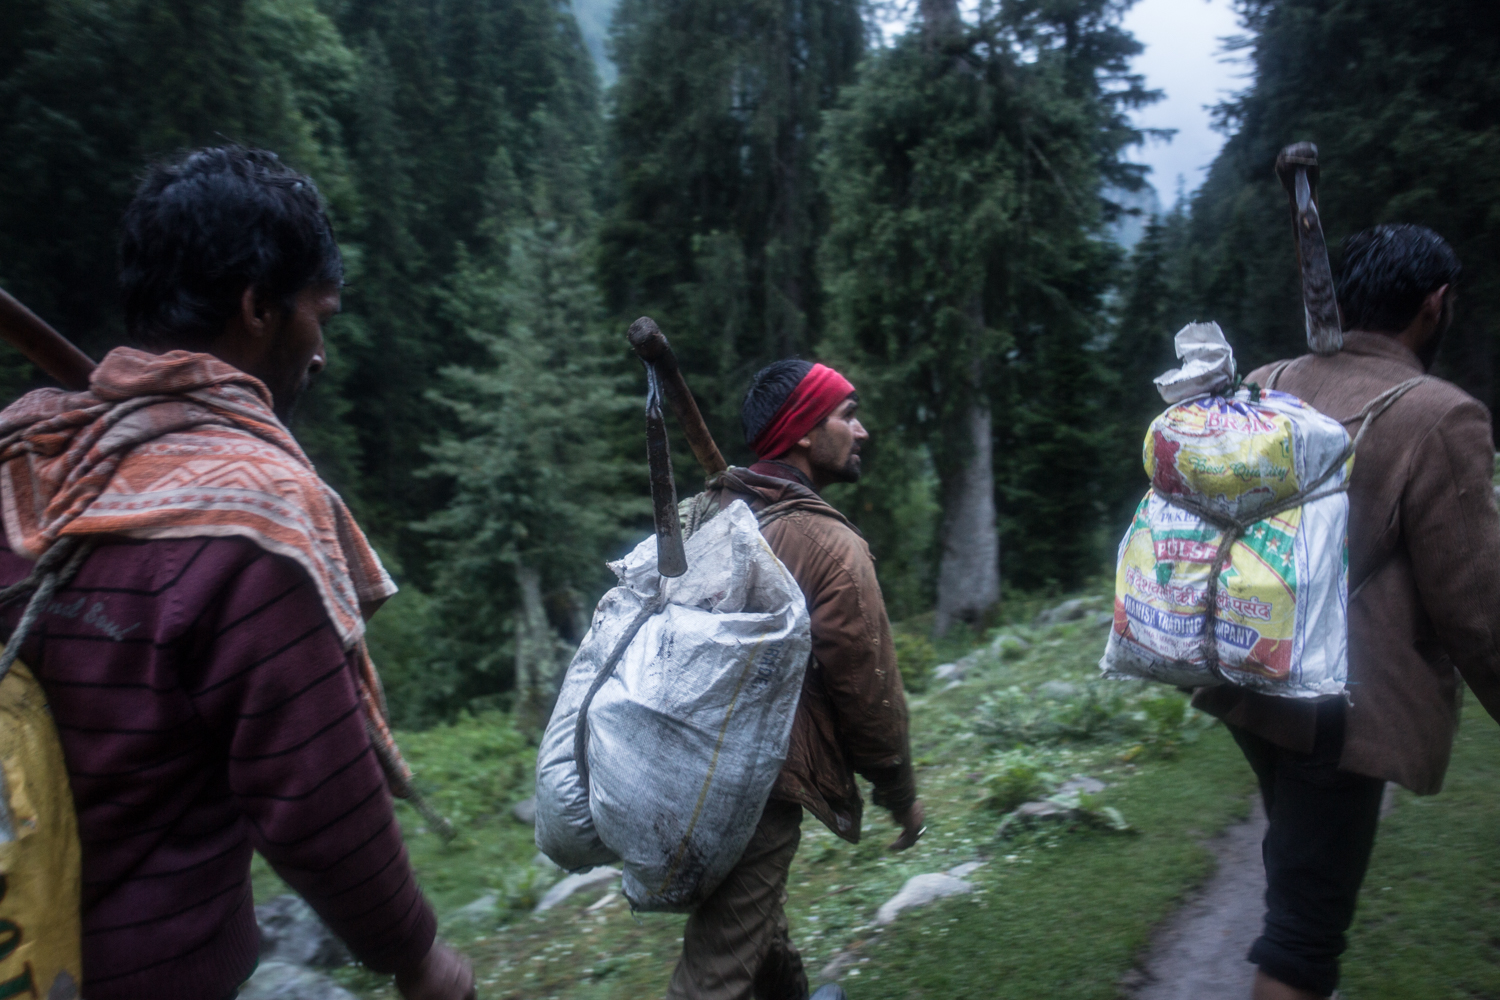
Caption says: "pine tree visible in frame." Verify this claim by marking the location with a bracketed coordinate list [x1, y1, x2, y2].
[332, 0, 605, 579]
[0, 0, 358, 358]
[821, 0, 1153, 627]
[1101, 207, 1193, 535]
[599, 0, 865, 460]
[416, 136, 644, 727]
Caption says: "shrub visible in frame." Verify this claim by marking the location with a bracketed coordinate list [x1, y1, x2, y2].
[1120, 693, 1202, 759]
[982, 752, 1056, 813]
[892, 630, 939, 693]
[975, 681, 1129, 746]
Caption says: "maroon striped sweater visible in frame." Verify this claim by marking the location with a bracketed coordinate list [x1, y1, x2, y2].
[0, 536, 436, 999]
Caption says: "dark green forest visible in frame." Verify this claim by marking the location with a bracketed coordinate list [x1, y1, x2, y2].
[2, 0, 1495, 727]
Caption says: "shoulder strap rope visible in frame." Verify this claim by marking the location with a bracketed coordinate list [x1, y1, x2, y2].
[1264, 358, 1296, 391]
[573, 593, 667, 790]
[0, 537, 96, 685]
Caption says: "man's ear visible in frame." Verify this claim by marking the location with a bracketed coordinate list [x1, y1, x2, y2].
[234, 285, 282, 341]
[1422, 284, 1450, 324]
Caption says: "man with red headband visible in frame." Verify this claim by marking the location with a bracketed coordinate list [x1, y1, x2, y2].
[668, 360, 923, 1000]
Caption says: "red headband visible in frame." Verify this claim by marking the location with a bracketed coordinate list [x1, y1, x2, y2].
[751, 363, 856, 459]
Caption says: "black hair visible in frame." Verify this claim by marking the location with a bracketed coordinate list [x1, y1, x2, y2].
[119, 145, 342, 349]
[742, 359, 815, 448]
[1336, 224, 1460, 334]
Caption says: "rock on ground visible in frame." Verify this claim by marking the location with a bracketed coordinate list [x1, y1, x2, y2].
[534, 866, 621, 913]
[255, 896, 352, 968]
[512, 796, 537, 825]
[451, 891, 499, 924]
[1057, 774, 1106, 795]
[1039, 680, 1079, 700]
[1010, 800, 1071, 820]
[239, 961, 359, 1000]
[1035, 598, 1095, 627]
[874, 873, 975, 926]
[820, 862, 982, 977]
[1124, 797, 1266, 999]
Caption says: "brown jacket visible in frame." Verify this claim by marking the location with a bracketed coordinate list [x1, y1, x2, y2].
[708, 464, 917, 841]
[1194, 332, 1500, 794]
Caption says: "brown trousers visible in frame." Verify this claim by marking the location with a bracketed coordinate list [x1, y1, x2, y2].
[667, 800, 807, 1000]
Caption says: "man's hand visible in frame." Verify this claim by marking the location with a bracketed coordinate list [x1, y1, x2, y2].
[887, 799, 926, 852]
[396, 941, 476, 1000]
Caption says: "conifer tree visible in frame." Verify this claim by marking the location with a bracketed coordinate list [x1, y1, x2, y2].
[821, 0, 1153, 626]
[333, 0, 604, 577]
[599, 0, 865, 456]
[1096, 205, 1196, 540]
[416, 116, 643, 728]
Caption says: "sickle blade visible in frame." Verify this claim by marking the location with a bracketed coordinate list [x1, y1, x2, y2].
[645, 363, 688, 578]
[1276, 142, 1343, 356]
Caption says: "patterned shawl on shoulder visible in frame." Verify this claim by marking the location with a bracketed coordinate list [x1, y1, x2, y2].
[0, 347, 410, 784]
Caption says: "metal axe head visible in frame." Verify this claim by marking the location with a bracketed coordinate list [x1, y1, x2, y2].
[1275, 142, 1343, 356]
[644, 363, 688, 578]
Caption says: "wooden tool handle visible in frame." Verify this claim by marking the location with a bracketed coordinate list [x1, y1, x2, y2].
[626, 317, 728, 476]
[0, 286, 97, 391]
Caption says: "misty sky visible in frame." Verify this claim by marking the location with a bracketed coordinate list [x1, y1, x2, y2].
[1121, 0, 1245, 201]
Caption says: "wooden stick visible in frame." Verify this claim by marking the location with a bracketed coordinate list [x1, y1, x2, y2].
[0, 286, 97, 391]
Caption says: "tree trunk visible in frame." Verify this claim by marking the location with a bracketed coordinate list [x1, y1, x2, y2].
[514, 563, 561, 739]
[935, 397, 1001, 636]
[922, 0, 991, 631]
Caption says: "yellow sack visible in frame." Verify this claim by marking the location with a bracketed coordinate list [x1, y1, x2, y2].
[0, 657, 82, 1000]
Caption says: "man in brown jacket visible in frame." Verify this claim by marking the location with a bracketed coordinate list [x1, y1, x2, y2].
[665, 360, 924, 1000]
[1194, 224, 1500, 1000]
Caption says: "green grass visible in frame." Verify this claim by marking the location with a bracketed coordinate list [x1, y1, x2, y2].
[1340, 698, 1500, 999]
[252, 592, 1274, 998]
[846, 728, 1253, 999]
[251, 593, 1500, 999]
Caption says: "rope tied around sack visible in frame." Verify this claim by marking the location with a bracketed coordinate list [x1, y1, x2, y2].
[1158, 376, 1425, 674]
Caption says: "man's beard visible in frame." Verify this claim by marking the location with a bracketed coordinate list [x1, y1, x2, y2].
[823, 452, 862, 485]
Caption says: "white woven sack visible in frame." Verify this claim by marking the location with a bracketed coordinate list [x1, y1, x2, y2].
[533, 500, 812, 911]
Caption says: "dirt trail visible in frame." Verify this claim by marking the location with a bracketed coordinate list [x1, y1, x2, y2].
[1125, 797, 1267, 999]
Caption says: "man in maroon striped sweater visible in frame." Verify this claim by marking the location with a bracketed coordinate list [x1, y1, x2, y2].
[0, 148, 474, 999]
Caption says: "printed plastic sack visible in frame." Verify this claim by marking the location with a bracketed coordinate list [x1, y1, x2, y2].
[534, 500, 812, 911]
[1100, 323, 1351, 697]
[0, 657, 83, 1000]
